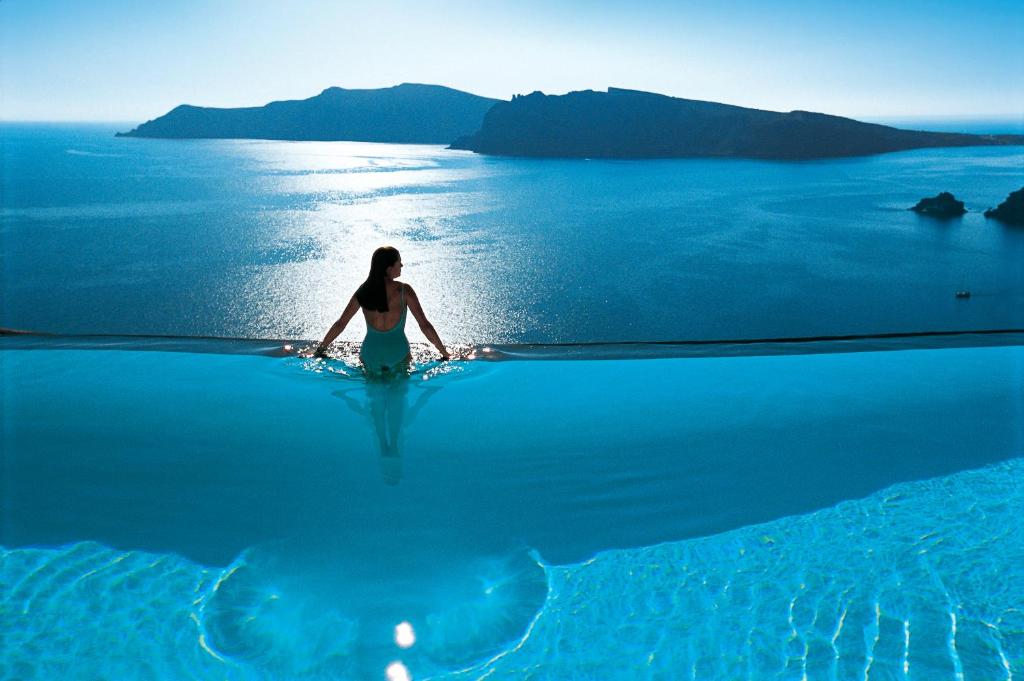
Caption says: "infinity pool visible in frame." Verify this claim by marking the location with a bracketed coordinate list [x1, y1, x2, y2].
[2, 335, 1022, 679]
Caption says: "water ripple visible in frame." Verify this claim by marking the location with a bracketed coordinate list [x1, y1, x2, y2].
[3, 461, 1023, 679]
[455, 458, 1024, 680]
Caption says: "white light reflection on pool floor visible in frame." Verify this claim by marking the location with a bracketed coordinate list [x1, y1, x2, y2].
[395, 621, 416, 648]
[385, 661, 411, 681]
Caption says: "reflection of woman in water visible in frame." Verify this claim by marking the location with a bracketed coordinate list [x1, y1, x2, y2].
[334, 380, 443, 484]
[316, 246, 449, 484]
[315, 246, 449, 368]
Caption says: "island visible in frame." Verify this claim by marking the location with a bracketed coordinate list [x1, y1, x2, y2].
[910, 192, 967, 218]
[449, 88, 1024, 160]
[116, 83, 499, 144]
[984, 187, 1024, 225]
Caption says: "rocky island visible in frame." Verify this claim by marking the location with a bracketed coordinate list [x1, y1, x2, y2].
[984, 187, 1024, 225]
[116, 83, 499, 144]
[911, 192, 967, 218]
[450, 88, 1024, 160]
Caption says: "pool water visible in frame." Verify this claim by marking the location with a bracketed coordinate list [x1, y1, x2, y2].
[2, 337, 1023, 679]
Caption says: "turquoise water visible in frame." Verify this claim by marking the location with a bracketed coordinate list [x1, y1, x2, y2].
[3, 123, 1023, 678]
[2, 123, 1023, 343]
[3, 338, 1023, 678]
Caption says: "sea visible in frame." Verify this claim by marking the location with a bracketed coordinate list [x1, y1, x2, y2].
[2, 122, 1023, 345]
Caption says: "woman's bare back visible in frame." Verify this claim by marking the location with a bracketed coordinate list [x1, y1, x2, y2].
[315, 247, 448, 360]
[362, 282, 406, 331]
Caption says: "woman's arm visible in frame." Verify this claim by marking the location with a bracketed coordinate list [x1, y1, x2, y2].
[315, 295, 361, 356]
[404, 284, 450, 359]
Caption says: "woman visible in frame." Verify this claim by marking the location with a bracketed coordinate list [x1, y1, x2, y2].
[315, 247, 449, 371]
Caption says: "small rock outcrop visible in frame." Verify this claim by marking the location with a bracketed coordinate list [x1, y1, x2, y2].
[910, 192, 966, 218]
[984, 187, 1024, 225]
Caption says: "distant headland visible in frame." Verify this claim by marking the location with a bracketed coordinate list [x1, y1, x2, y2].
[451, 88, 1024, 160]
[116, 83, 499, 144]
[119, 84, 1024, 160]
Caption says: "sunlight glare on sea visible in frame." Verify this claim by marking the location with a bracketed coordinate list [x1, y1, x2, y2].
[230, 141, 515, 343]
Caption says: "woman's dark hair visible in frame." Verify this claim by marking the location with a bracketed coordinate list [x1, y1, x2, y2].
[355, 246, 400, 312]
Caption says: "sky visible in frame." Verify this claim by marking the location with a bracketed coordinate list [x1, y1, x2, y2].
[2, 0, 1023, 122]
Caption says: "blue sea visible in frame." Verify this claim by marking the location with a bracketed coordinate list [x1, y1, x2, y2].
[2, 124, 1024, 679]
[2, 122, 1022, 342]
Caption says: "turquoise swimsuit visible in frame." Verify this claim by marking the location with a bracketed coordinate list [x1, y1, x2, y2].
[360, 286, 411, 374]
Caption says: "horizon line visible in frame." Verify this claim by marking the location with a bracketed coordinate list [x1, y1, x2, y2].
[3, 83, 1023, 125]
[4, 112, 1024, 126]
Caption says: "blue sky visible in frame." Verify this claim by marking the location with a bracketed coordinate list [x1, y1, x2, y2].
[2, 0, 1022, 121]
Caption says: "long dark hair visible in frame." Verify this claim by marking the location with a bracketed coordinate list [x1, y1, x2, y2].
[355, 246, 400, 312]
